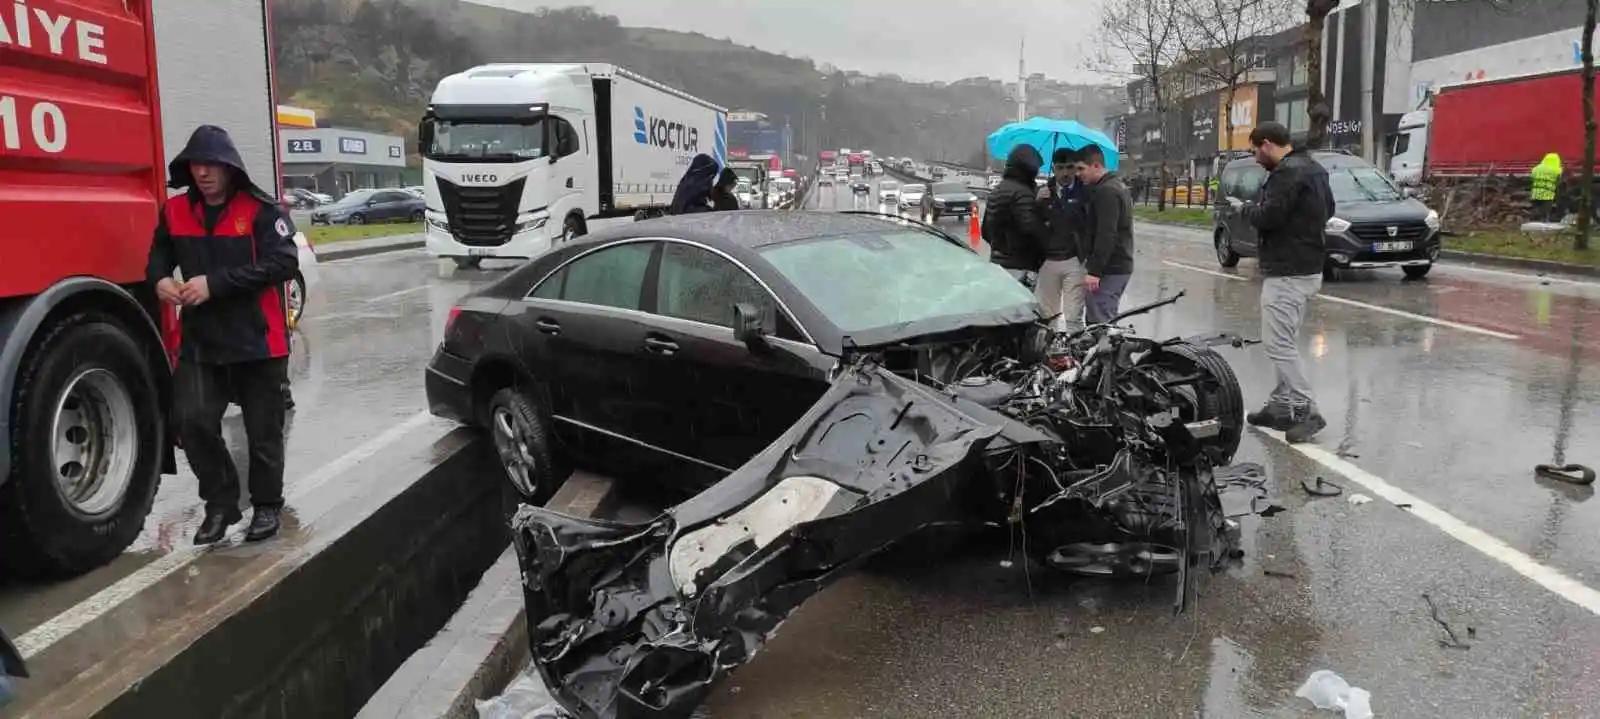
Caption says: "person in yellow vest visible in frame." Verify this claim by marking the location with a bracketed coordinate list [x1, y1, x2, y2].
[1530, 152, 1562, 222]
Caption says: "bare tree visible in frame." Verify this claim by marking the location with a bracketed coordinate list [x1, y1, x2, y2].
[1580, 0, 1596, 249]
[1089, 0, 1181, 209]
[1176, 0, 1298, 156]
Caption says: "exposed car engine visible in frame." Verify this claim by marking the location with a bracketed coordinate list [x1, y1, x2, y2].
[510, 291, 1250, 719]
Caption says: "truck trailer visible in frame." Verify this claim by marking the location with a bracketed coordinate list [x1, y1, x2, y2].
[419, 64, 728, 269]
[0, 0, 282, 576]
[1390, 67, 1594, 184]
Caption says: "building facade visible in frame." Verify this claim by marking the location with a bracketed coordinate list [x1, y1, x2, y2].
[279, 126, 409, 197]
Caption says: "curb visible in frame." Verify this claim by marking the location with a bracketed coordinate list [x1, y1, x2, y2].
[357, 470, 621, 719]
[316, 235, 426, 262]
[1438, 249, 1599, 278]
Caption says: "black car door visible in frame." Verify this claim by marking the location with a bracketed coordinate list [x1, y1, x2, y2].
[642, 241, 830, 471]
[516, 240, 661, 446]
[1229, 165, 1269, 253]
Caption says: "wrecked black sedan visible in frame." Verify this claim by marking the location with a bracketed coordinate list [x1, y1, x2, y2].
[425, 211, 1247, 719]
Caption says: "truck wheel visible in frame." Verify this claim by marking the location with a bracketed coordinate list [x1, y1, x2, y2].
[487, 388, 569, 505]
[1, 312, 163, 578]
[562, 215, 585, 242]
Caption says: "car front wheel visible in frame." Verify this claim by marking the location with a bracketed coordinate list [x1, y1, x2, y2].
[347, 213, 366, 225]
[487, 388, 568, 505]
[1215, 229, 1240, 268]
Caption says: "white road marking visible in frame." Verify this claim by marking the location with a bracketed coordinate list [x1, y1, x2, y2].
[1256, 428, 1600, 617]
[1438, 261, 1600, 289]
[16, 411, 437, 659]
[1162, 260, 1521, 340]
[360, 286, 430, 303]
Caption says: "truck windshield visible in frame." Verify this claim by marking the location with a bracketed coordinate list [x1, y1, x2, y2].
[424, 118, 546, 162]
[1328, 166, 1403, 203]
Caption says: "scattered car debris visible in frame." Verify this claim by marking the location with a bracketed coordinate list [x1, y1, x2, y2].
[1347, 493, 1373, 506]
[1302, 477, 1345, 497]
[510, 293, 1251, 719]
[1262, 569, 1297, 579]
[1296, 670, 1374, 719]
[475, 668, 567, 719]
[1535, 463, 1596, 486]
[1422, 592, 1471, 650]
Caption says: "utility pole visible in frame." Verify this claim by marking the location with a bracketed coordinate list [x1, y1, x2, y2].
[1359, 0, 1379, 161]
[1017, 35, 1028, 122]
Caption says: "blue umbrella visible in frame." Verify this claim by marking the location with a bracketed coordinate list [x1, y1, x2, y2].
[987, 117, 1119, 171]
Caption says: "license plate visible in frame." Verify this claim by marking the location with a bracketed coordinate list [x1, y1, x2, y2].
[467, 247, 493, 257]
[1371, 241, 1413, 252]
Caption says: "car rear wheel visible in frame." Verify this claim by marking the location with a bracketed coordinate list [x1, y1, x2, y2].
[1215, 229, 1240, 268]
[409, 210, 424, 223]
[1403, 263, 1432, 280]
[1, 313, 163, 578]
[487, 388, 567, 505]
[348, 213, 366, 225]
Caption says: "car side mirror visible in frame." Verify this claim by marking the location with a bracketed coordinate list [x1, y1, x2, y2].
[1402, 186, 1420, 199]
[732, 302, 769, 351]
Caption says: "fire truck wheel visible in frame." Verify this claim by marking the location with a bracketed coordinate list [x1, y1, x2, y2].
[1, 312, 163, 578]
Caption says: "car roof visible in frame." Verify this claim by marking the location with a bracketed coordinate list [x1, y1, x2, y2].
[1224, 150, 1374, 171]
[580, 210, 919, 250]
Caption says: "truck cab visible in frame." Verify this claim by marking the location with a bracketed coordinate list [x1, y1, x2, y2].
[420, 65, 596, 269]
[1388, 109, 1430, 186]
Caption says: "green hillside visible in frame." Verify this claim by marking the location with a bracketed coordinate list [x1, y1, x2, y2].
[269, 0, 1014, 166]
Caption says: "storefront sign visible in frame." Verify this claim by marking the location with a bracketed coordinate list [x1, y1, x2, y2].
[1218, 85, 1259, 151]
[339, 137, 367, 155]
[1329, 119, 1362, 135]
[286, 138, 321, 154]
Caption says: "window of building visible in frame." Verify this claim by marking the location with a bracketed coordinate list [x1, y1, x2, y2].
[1292, 54, 1309, 86]
[1287, 99, 1308, 134]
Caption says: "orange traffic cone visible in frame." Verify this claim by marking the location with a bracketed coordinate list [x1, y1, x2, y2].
[968, 208, 982, 250]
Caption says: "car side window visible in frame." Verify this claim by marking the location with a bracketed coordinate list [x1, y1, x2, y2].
[378, 191, 408, 203]
[655, 243, 802, 341]
[529, 241, 655, 310]
[553, 118, 580, 158]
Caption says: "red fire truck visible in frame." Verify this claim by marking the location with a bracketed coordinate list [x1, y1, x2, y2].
[0, 0, 282, 576]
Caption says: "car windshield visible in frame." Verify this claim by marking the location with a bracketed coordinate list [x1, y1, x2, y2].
[424, 117, 546, 162]
[932, 182, 966, 195]
[759, 230, 1037, 333]
[1327, 165, 1404, 203]
[881, 181, 898, 189]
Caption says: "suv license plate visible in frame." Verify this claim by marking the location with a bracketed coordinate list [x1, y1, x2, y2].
[1372, 241, 1413, 252]
[467, 248, 493, 257]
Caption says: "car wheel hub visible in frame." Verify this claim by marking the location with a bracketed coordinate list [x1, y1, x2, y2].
[492, 407, 539, 498]
[1216, 234, 1231, 262]
[52, 368, 138, 516]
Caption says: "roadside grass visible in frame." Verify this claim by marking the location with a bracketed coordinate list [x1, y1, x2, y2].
[1445, 228, 1600, 267]
[305, 222, 422, 245]
[1132, 205, 1213, 229]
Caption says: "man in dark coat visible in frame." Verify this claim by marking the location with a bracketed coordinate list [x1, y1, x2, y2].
[1229, 121, 1335, 444]
[670, 154, 720, 214]
[1077, 145, 1134, 323]
[711, 167, 741, 211]
[982, 144, 1049, 286]
[147, 125, 299, 544]
[1036, 148, 1090, 330]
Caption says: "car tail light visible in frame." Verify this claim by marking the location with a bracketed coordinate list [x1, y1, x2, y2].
[444, 306, 462, 338]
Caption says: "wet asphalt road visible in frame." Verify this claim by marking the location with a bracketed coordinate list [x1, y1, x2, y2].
[673, 177, 1600, 717]
[8, 175, 1600, 716]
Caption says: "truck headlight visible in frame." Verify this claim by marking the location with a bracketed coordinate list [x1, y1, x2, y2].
[426, 215, 450, 232]
[1325, 217, 1351, 233]
[515, 216, 549, 234]
[1424, 209, 1440, 230]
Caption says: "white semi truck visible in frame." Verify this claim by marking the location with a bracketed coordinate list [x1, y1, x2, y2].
[419, 64, 728, 268]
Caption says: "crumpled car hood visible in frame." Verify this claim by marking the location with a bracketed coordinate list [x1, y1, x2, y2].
[510, 362, 1029, 719]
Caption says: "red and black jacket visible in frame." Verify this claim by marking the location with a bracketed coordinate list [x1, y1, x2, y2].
[145, 191, 299, 364]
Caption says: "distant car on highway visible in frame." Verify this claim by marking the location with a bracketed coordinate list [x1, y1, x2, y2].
[310, 188, 426, 226]
[924, 181, 978, 222]
[879, 180, 900, 203]
[899, 183, 926, 209]
[851, 180, 871, 195]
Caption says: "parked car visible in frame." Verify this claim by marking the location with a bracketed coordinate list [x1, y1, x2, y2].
[1212, 151, 1441, 279]
[288, 229, 320, 328]
[924, 181, 978, 222]
[282, 187, 327, 209]
[879, 180, 900, 203]
[309, 188, 426, 226]
[424, 211, 1041, 500]
[899, 183, 926, 209]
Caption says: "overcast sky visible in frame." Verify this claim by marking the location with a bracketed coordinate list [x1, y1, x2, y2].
[468, 0, 1113, 84]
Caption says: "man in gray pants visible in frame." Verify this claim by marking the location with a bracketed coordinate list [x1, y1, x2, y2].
[1231, 122, 1335, 443]
[1077, 145, 1134, 323]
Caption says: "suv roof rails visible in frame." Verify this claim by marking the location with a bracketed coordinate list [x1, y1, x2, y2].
[835, 209, 970, 248]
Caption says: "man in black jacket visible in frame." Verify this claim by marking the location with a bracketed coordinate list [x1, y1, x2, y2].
[1077, 145, 1134, 323]
[1036, 148, 1089, 330]
[983, 144, 1049, 286]
[1230, 121, 1334, 444]
[147, 125, 300, 544]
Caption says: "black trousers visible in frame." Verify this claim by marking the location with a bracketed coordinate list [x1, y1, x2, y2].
[174, 358, 289, 511]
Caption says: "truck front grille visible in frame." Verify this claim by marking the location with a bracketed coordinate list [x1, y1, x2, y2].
[437, 178, 524, 247]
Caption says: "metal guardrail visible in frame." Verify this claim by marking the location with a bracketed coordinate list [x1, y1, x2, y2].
[882, 164, 991, 197]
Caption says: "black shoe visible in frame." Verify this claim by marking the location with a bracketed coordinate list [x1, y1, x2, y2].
[1246, 403, 1294, 431]
[194, 507, 243, 545]
[1285, 412, 1327, 444]
[245, 506, 281, 542]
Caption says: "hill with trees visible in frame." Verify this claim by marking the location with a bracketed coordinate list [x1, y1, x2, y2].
[269, 0, 1042, 166]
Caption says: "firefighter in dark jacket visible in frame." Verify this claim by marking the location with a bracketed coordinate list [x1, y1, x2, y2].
[983, 144, 1049, 285]
[1228, 121, 1334, 444]
[147, 125, 299, 544]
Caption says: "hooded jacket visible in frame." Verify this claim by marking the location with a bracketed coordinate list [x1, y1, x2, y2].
[1241, 149, 1335, 277]
[711, 168, 741, 211]
[982, 145, 1049, 271]
[670, 154, 720, 215]
[146, 125, 299, 365]
[1531, 152, 1562, 201]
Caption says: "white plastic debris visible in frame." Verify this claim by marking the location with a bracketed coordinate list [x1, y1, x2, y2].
[1518, 221, 1568, 234]
[1295, 669, 1374, 719]
[1347, 493, 1373, 506]
[475, 669, 570, 719]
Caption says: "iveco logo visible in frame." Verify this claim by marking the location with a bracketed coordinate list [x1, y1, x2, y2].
[633, 106, 700, 152]
[1386, 226, 1399, 237]
[460, 173, 499, 184]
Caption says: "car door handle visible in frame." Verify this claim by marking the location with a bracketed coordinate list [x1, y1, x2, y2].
[566, 177, 574, 188]
[643, 335, 679, 354]
[534, 318, 561, 335]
